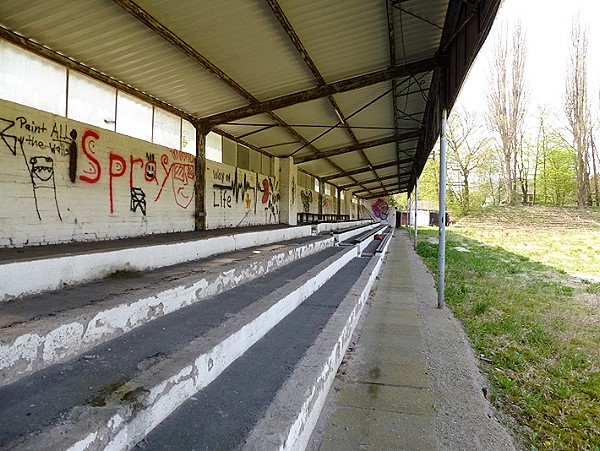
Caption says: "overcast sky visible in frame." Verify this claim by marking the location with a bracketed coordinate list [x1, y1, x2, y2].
[456, 0, 600, 125]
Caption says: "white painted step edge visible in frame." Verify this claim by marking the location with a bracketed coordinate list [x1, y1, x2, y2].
[0, 237, 334, 387]
[242, 231, 392, 451]
[0, 226, 312, 302]
[9, 245, 360, 451]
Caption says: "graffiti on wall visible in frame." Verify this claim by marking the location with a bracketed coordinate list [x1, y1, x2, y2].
[371, 198, 389, 220]
[0, 116, 67, 220]
[78, 130, 195, 214]
[322, 196, 333, 214]
[210, 165, 280, 224]
[0, 111, 196, 219]
[290, 176, 296, 206]
[300, 190, 313, 214]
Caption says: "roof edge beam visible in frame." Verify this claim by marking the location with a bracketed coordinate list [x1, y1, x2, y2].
[200, 56, 443, 128]
[0, 25, 195, 123]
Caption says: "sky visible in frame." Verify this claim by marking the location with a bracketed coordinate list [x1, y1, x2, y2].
[456, 0, 600, 126]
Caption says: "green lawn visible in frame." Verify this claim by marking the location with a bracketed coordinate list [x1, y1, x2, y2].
[415, 206, 600, 451]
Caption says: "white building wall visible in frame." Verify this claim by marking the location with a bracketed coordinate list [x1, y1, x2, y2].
[0, 99, 195, 247]
[321, 194, 337, 215]
[297, 187, 319, 215]
[205, 160, 280, 229]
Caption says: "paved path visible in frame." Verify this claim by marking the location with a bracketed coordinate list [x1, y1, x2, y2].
[313, 231, 518, 451]
[318, 231, 438, 451]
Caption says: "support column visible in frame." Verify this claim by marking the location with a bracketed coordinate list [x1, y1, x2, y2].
[194, 123, 208, 231]
[318, 178, 323, 217]
[337, 188, 341, 216]
[414, 178, 418, 250]
[344, 191, 352, 219]
[438, 108, 448, 309]
[407, 194, 412, 236]
[278, 157, 297, 225]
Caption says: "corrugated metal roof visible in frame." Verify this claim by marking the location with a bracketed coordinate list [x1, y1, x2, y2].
[0, 0, 501, 199]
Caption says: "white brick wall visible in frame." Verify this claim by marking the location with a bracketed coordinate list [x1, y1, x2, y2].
[0, 100, 195, 246]
[0, 99, 287, 247]
[205, 160, 280, 229]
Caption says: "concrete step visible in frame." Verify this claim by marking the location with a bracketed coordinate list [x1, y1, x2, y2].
[0, 235, 333, 387]
[0, 242, 370, 450]
[138, 248, 386, 451]
[0, 226, 313, 302]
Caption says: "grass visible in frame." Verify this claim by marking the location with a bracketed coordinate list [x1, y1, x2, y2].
[415, 206, 600, 451]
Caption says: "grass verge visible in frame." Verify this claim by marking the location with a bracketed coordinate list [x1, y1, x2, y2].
[415, 226, 599, 451]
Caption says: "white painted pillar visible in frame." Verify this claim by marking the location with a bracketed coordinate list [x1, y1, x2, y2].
[344, 191, 352, 219]
[278, 157, 297, 225]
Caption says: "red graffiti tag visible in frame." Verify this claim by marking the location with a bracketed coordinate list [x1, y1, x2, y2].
[79, 129, 101, 184]
[261, 178, 269, 204]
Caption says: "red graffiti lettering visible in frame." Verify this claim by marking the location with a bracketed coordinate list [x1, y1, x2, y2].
[155, 153, 195, 209]
[261, 178, 269, 204]
[109, 152, 127, 213]
[79, 130, 101, 184]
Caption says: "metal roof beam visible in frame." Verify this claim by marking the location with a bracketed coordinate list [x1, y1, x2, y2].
[266, 0, 383, 189]
[199, 57, 442, 128]
[363, 186, 407, 199]
[294, 130, 421, 164]
[112, 0, 252, 102]
[340, 173, 410, 190]
[322, 159, 412, 182]
[354, 181, 404, 195]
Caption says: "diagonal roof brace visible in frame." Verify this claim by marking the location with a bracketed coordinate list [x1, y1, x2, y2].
[322, 158, 413, 182]
[340, 173, 411, 190]
[294, 130, 421, 164]
[199, 56, 444, 128]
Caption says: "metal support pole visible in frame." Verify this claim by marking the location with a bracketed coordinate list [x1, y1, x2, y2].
[407, 195, 412, 237]
[438, 109, 447, 309]
[414, 178, 418, 250]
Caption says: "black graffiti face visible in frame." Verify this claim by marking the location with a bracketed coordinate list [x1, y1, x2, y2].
[30, 156, 54, 182]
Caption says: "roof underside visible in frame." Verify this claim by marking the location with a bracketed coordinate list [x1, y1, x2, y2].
[0, 0, 500, 198]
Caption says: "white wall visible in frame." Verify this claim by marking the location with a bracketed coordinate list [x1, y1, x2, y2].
[366, 197, 391, 221]
[205, 160, 280, 229]
[0, 99, 195, 247]
[297, 187, 319, 215]
[322, 194, 337, 214]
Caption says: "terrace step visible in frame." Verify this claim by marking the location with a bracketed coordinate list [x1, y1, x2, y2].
[0, 235, 333, 386]
[0, 225, 313, 302]
[0, 237, 389, 451]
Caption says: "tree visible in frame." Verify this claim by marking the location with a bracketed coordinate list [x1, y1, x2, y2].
[535, 130, 577, 206]
[487, 20, 528, 205]
[446, 108, 491, 213]
[564, 17, 592, 207]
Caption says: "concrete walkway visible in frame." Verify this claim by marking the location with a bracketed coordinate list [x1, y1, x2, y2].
[317, 231, 439, 451]
[313, 231, 517, 451]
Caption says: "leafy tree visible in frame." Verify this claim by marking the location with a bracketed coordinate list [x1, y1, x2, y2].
[535, 131, 577, 206]
[447, 108, 491, 214]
